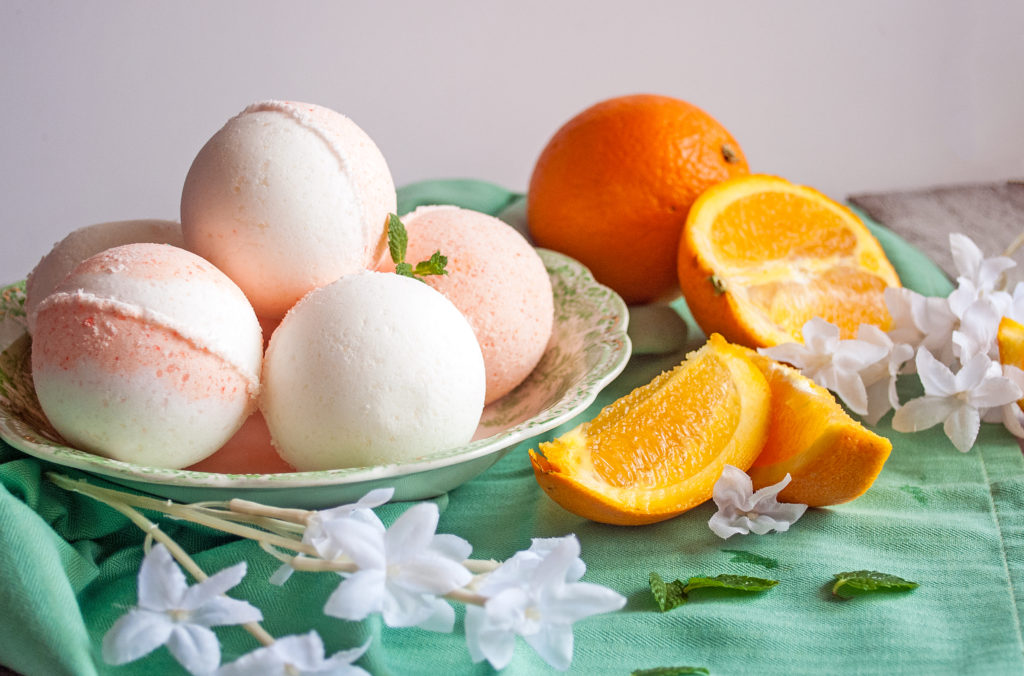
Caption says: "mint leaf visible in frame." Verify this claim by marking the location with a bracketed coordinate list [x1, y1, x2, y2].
[394, 262, 414, 278]
[387, 213, 408, 265]
[413, 250, 448, 277]
[632, 668, 710, 676]
[832, 571, 918, 599]
[649, 571, 688, 612]
[683, 574, 778, 594]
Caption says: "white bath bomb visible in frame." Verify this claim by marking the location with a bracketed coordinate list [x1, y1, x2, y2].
[261, 271, 486, 470]
[31, 243, 263, 468]
[25, 219, 183, 334]
[181, 100, 396, 319]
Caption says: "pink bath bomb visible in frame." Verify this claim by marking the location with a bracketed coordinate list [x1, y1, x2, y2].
[31, 243, 263, 468]
[25, 219, 183, 334]
[181, 100, 396, 319]
[379, 205, 554, 403]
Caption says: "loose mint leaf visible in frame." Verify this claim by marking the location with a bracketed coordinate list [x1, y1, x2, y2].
[394, 262, 414, 278]
[632, 667, 710, 676]
[413, 250, 448, 277]
[649, 571, 688, 612]
[387, 213, 408, 265]
[832, 571, 918, 599]
[683, 574, 778, 594]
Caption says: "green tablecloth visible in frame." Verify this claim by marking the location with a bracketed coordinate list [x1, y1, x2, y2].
[2, 180, 1023, 676]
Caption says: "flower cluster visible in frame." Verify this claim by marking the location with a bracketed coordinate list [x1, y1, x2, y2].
[760, 233, 1024, 453]
[77, 477, 626, 675]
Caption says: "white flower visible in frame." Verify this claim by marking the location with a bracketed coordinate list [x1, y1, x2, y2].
[884, 286, 958, 365]
[857, 324, 915, 425]
[271, 488, 393, 586]
[465, 535, 626, 671]
[708, 465, 808, 539]
[759, 318, 887, 415]
[950, 232, 1015, 294]
[322, 502, 471, 631]
[216, 632, 370, 676]
[891, 348, 1022, 452]
[102, 543, 262, 675]
[950, 297, 1002, 362]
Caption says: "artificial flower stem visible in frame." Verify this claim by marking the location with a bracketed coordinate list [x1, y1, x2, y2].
[46, 474, 317, 556]
[1003, 229, 1024, 261]
[228, 499, 313, 525]
[69, 481, 276, 648]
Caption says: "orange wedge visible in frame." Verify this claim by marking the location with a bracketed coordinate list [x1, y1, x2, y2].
[743, 348, 891, 506]
[677, 174, 901, 348]
[529, 334, 770, 525]
[997, 316, 1024, 408]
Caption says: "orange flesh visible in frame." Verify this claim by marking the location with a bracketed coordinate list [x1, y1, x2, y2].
[586, 354, 739, 487]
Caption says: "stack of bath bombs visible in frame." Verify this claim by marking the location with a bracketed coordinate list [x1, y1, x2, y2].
[26, 100, 554, 473]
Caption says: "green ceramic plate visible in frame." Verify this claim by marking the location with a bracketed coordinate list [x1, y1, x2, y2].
[0, 249, 631, 508]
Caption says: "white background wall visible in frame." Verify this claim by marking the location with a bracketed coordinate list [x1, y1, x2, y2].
[2, 0, 1023, 280]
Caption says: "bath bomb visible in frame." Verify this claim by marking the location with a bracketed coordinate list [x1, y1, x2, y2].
[25, 219, 183, 334]
[181, 100, 396, 319]
[31, 243, 263, 468]
[261, 271, 486, 470]
[379, 205, 554, 403]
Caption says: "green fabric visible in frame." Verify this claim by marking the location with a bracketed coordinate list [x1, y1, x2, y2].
[3, 179, 1023, 675]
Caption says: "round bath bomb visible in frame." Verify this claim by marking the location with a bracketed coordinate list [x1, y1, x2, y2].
[261, 271, 486, 470]
[25, 219, 183, 334]
[181, 100, 396, 319]
[31, 243, 263, 468]
[379, 205, 554, 403]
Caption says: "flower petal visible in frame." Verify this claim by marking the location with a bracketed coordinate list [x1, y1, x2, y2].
[430, 533, 473, 563]
[102, 609, 173, 665]
[323, 569, 385, 621]
[522, 621, 575, 671]
[969, 376, 1023, 409]
[385, 503, 439, 559]
[413, 597, 456, 633]
[891, 395, 959, 433]
[944, 403, 981, 453]
[915, 349, 957, 396]
[165, 623, 220, 676]
[712, 465, 755, 512]
[708, 512, 749, 539]
[950, 233, 984, 280]
[322, 517, 387, 569]
[138, 544, 187, 610]
[188, 595, 262, 627]
[393, 554, 471, 595]
[465, 605, 517, 669]
[542, 582, 626, 625]
[180, 561, 247, 611]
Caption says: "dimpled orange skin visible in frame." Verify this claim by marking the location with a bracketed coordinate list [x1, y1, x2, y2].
[528, 94, 749, 305]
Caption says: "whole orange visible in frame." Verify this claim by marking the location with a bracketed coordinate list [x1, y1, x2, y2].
[527, 94, 749, 305]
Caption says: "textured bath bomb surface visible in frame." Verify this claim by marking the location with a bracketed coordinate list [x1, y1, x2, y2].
[261, 271, 486, 470]
[31, 243, 263, 468]
[379, 205, 554, 403]
[181, 100, 396, 319]
[25, 219, 183, 334]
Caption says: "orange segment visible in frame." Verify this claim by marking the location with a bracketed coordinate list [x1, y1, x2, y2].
[529, 334, 770, 525]
[997, 316, 1024, 408]
[677, 174, 901, 347]
[743, 348, 891, 506]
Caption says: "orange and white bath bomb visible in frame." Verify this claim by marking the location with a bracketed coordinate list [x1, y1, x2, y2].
[25, 219, 183, 334]
[379, 205, 553, 403]
[181, 100, 396, 319]
[31, 243, 263, 468]
[261, 271, 486, 470]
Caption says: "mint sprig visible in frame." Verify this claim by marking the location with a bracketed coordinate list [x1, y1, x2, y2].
[649, 572, 688, 612]
[831, 571, 918, 599]
[386, 213, 449, 282]
[683, 574, 778, 594]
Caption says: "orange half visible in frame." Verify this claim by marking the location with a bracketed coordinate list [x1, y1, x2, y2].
[529, 334, 770, 525]
[677, 174, 901, 348]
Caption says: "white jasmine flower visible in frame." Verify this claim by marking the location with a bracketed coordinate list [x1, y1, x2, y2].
[759, 318, 887, 415]
[891, 349, 1022, 452]
[707, 465, 808, 539]
[217, 632, 370, 676]
[271, 488, 394, 586]
[102, 544, 262, 675]
[950, 297, 1002, 362]
[322, 502, 471, 632]
[884, 286, 959, 365]
[857, 324, 915, 425]
[465, 535, 626, 671]
[950, 232, 1016, 294]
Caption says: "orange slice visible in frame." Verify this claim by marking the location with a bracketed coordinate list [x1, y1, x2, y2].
[743, 348, 891, 506]
[677, 174, 901, 348]
[529, 334, 770, 525]
[997, 316, 1024, 408]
